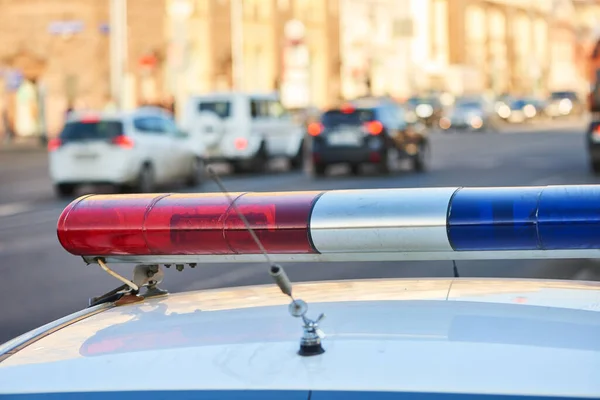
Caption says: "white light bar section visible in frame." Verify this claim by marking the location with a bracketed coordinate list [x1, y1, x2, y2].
[309, 188, 458, 253]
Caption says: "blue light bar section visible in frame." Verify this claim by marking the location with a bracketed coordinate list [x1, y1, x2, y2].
[448, 185, 600, 251]
[447, 187, 543, 251]
[538, 185, 600, 249]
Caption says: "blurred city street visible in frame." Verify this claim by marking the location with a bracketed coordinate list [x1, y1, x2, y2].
[1, 119, 599, 343]
[2, 0, 600, 354]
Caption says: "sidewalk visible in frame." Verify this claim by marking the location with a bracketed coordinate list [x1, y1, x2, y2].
[498, 118, 588, 134]
[0, 137, 46, 154]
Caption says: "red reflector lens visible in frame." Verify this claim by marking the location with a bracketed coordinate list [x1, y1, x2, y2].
[308, 123, 323, 136]
[234, 137, 248, 150]
[57, 192, 323, 256]
[81, 115, 100, 123]
[112, 135, 134, 148]
[369, 152, 381, 163]
[47, 138, 62, 152]
[341, 104, 355, 114]
[365, 121, 384, 135]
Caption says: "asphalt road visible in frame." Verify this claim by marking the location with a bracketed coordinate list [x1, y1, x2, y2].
[1, 120, 599, 344]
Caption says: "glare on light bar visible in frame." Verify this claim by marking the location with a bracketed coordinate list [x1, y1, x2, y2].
[56, 185, 600, 264]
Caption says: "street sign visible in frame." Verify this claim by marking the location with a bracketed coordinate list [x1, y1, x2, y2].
[5, 69, 23, 92]
[99, 23, 110, 35]
[48, 21, 84, 36]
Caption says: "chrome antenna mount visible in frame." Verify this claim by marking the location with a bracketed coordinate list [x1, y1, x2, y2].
[208, 166, 326, 357]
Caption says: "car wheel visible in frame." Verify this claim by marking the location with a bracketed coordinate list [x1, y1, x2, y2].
[379, 147, 399, 174]
[54, 183, 77, 198]
[591, 160, 600, 175]
[136, 164, 155, 193]
[185, 156, 204, 187]
[412, 143, 429, 172]
[312, 163, 327, 177]
[251, 142, 268, 173]
[289, 140, 305, 170]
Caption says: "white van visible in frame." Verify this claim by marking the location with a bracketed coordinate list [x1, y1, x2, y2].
[181, 92, 305, 173]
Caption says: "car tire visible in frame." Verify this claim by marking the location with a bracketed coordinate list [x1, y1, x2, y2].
[135, 164, 155, 193]
[185, 156, 204, 188]
[252, 142, 269, 173]
[233, 142, 268, 174]
[312, 163, 327, 177]
[412, 143, 429, 172]
[289, 139, 305, 170]
[591, 160, 600, 175]
[55, 183, 77, 198]
[379, 147, 398, 175]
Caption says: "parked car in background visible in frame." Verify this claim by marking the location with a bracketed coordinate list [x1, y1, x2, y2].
[181, 92, 305, 173]
[546, 91, 584, 118]
[48, 107, 205, 198]
[406, 95, 443, 127]
[308, 98, 429, 177]
[439, 96, 496, 132]
[498, 97, 540, 124]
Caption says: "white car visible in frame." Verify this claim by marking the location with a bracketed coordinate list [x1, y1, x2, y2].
[1, 185, 600, 397]
[181, 92, 305, 173]
[48, 107, 205, 197]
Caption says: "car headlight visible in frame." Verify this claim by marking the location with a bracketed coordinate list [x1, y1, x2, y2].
[415, 104, 433, 118]
[523, 104, 537, 118]
[498, 105, 511, 119]
[470, 116, 483, 129]
[559, 99, 572, 114]
[439, 117, 451, 129]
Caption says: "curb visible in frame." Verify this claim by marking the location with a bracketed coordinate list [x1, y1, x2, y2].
[0, 145, 46, 154]
[0, 138, 47, 154]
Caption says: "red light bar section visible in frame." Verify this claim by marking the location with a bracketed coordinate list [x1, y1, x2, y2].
[57, 192, 323, 257]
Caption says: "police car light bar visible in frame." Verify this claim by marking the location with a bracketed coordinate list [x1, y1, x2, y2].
[57, 185, 600, 264]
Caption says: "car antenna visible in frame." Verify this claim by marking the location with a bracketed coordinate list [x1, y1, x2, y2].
[206, 166, 325, 356]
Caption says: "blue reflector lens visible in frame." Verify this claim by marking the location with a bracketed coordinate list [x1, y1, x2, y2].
[538, 185, 600, 249]
[448, 187, 543, 251]
[448, 186, 600, 251]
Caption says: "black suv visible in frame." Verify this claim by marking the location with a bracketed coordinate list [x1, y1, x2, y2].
[308, 99, 429, 177]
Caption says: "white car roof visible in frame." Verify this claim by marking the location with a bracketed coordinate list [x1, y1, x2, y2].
[1, 277, 600, 397]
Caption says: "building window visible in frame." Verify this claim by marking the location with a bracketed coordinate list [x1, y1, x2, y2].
[257, 0, 271, 20]
[244, 0, 256, 19]
[328, 0, 338, 16]
[278, 0, 289, 11]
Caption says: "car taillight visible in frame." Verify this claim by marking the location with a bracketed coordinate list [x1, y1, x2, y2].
[308, 123, 323, 136]
[112, 135, 134, 149]
[234, 137, 248, 150]
[56, 191, 322, 256]
[341, 104, 355, 114]
[47, 138, 62, 152]
[364, 121, 383, 135]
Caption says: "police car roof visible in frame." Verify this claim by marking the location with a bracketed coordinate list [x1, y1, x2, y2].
[1, 277, 600, 397]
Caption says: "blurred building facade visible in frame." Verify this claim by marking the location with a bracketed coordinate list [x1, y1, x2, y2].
[340, 0, 600, 100]
[165, 0, 341, 115]
[444, 0, 595, 96]
[0, 0, 166, 138]
[2, 0, 600, 140]
[0, 0, 340, 138]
